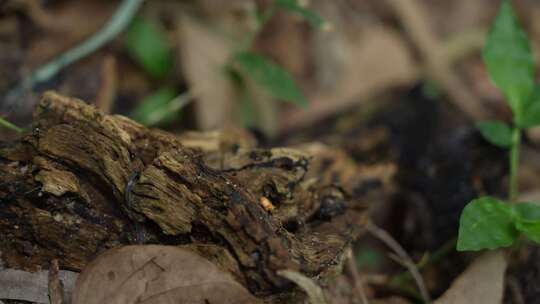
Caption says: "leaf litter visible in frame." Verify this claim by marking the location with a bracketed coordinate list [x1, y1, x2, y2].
[72, 245, 261, 304]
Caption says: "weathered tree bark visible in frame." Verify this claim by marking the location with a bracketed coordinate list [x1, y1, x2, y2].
[0, 92, 388, 299]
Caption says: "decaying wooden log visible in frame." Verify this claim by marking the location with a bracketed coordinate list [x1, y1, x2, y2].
[0, 92, 391, 299]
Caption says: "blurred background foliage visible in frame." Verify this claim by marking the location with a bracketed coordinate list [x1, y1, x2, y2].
[1, 0, 539, 140]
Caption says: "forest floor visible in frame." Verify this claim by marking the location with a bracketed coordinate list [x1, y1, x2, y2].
[2, 1, 540, 303]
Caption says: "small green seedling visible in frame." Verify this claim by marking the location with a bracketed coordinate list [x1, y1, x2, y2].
[224, 0, 328, 129]
[457, 0, 540, 251]
[228, 0, 327, 109]
[126, 17, 173, 79]
[127, 0, 324, 126]
[126, 17, 180, 127]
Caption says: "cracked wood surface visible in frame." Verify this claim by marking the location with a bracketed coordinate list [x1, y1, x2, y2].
[0, 92, 382, 299]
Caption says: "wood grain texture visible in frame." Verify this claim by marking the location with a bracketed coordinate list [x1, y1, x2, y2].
[0, 91, 373, 298]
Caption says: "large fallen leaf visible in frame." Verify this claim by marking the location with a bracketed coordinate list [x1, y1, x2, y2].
[434, 250, 507, 304]
[176, 15, 237, 130]
[72, 245, 261, 304]
[281, 25, 417, 130]
[0, 268, 78, 303]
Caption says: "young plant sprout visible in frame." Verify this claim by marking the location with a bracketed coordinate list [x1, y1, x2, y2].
[457, 0, 540, 251]
[128, 0, 323, 127]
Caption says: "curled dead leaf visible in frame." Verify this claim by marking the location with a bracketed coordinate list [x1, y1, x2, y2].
[176, 15, 237, 130]
[73, 245, 261, 304]
[434, 250, 507, 304]
[277, 270, 327, 304]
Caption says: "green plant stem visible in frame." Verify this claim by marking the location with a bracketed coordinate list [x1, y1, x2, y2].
[0, 117, 23, 133]
[390, 237, 457, 287]
[509, 128, 521, 203]
[145, 91, 194, 126]
[32, 0, 143, 83]
[3, 0, 144, 112]
[366, 221, 431, 303]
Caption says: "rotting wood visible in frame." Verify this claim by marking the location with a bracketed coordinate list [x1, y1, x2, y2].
[0, 91, 393, 300]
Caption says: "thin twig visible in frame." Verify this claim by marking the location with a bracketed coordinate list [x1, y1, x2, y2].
[3, 0, 144, 113]
[385, 0, 488, 121]
[279, 4, 489, 133]
[444, 28, 486, 64]
[94, 55, 118, 114]
[48, 259, 64, 304]
[390, 237, 456, 287]
[346, 250, 370, 304]
[366, 221, 431, 303]
[277, 270, 327, 304]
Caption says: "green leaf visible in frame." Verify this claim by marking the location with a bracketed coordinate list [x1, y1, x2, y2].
[232, 51, 307, 107]
[457, 197, 518, 251]
[513, 203, 540, 243]
[130, 87, 180, 126]
[274, 0, 326, 29]
[513, 202, 540, 223]
[476, 120, 513, 148]
[515, 222, 540, 244]
[483, 0, 535, 124]
[520, 85, 540, 128]
[126, 18, 173, 78]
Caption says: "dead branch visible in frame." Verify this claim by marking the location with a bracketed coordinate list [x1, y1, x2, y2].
[0, 92, 374, 300]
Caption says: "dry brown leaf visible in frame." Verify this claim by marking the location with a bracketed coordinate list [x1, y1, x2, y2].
[281, 25, 417, 131]
[434, 250, 507, 304]
[94, 55, 118, 114]
[72, 245, 261, 304]
[243, 77, 280, 136]
[278, 270, 327, 304]
[176, 15, 237, 130]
